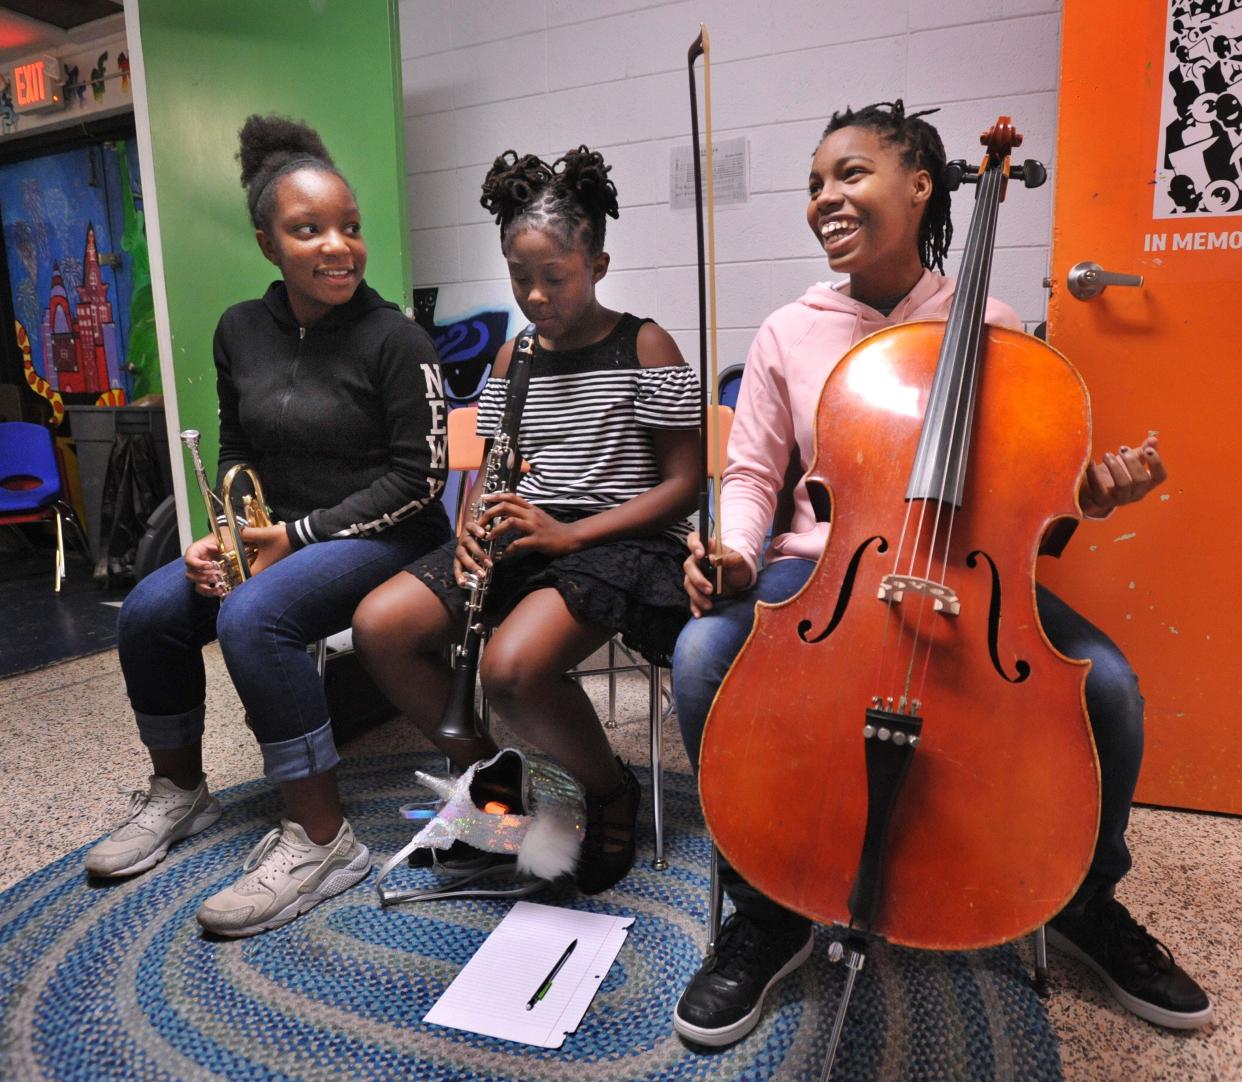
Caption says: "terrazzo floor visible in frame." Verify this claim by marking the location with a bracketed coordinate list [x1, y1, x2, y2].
[1, 644, 1237, 1081]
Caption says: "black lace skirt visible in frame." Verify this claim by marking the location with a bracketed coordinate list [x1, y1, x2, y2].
[405, 510, 691, 666]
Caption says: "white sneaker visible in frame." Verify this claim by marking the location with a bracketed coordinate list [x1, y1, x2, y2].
[85, 775, 222, 878]
[196, 818, 370, 937]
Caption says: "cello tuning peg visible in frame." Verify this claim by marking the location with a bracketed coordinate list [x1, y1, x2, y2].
[944, 159, 970, 191]
[1011, 159, 1047, 189]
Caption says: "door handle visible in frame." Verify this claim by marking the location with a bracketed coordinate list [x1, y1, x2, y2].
[1067, 261, 1144, 300]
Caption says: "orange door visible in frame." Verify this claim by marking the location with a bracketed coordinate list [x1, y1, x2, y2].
[1042, 0, 1242, 813]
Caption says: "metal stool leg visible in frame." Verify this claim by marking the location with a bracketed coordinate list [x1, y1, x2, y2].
[605, 638, 619, 729]
[1032, 925, 1051, 998]
[54, 507, 65, 592]
[650, 664, 667, 870]
[707, 844, 723, 954]
[312, 637, 328, 679]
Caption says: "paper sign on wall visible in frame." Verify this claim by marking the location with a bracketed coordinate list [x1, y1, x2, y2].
[670, 136, 749, 210]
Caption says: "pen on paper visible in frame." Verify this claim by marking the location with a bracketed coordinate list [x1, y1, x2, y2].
[525, 938, 578, 1010]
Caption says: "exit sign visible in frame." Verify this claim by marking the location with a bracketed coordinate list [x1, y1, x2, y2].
[12, 55, 64, 115]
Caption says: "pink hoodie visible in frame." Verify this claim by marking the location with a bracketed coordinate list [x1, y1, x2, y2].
[721, 269, 1022, 581]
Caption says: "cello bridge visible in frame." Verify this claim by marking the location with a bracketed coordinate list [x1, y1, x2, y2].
[877, 574, 960, 615]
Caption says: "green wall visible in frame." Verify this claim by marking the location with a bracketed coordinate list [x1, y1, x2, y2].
[135, 0, 409, 534]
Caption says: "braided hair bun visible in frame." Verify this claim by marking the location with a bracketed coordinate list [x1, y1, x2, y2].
[237, 114, 348, 230]
[480, 145, 620, 256]
[479, 151, 554, 228]
[553, 146, 620, 223]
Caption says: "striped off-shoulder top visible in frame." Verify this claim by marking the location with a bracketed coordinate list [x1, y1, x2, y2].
[475, 314, 700, 539]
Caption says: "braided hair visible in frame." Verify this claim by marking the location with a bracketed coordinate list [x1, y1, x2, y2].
[237, 114, 352, 231]
[819, 100, 953, 273]
[480, 146, 620, 256]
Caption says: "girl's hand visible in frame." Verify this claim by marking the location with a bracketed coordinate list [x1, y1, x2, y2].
[453, 516, 493, 587]
[683, 531, 751, 617]
[479, 492, 581, 558]
[239, 524, 293, 575]
[184, 532, 228, 596]
[1079, 434, 1167, 518]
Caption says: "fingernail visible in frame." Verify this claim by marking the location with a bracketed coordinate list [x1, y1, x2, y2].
[1119, 446, 1129, 453]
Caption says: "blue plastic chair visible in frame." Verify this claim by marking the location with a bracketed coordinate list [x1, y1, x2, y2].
[0, 421, 88, 591]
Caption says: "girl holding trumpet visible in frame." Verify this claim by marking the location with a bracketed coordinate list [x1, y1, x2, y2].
[86, 115, 450, 937]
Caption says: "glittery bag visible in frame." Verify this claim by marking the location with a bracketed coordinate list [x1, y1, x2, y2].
[375, 748, 585, 904]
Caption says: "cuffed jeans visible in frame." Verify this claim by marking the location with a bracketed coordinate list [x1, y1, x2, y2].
[672, 558, 1144, 928]
[117, 532, 445, 781]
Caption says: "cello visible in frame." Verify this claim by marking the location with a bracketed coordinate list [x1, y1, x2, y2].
[697, 118, 1100, 1036]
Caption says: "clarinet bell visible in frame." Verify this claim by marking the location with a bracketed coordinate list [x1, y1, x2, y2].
[436, 636, 486, 742]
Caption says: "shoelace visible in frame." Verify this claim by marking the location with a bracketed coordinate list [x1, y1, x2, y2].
[712, 918, 769, 982]
[121, 785, 181, 823]
[122, 788, 153, 820]
[241, 827, 301, 886]
[1098, 901, 1173, 976]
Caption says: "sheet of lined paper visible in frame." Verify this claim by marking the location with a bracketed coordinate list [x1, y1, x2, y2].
[424, 901, 634, 1048]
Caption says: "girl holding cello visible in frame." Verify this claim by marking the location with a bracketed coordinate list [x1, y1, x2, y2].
[671, 100, 1210, 1047]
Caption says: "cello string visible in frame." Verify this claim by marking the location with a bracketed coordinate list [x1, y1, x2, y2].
[898, 159, 999, 682]
[889, 159, 998, 701]
[914, 159, 1005, 706]
[926, 162, 1001, 590]
[915, 162, 1002, 697]
[897, 157, 1001, 700]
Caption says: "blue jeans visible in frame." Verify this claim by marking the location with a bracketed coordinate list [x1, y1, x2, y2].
[117, 532, 445, 781]
[672, 558, 1143, 927]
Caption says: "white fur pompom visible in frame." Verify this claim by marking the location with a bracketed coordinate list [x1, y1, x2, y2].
[516, 807, 582, 880]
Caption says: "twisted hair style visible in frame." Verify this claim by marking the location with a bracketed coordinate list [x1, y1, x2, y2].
[237, 114, 351, 231]
[480, 145, 620, 256]
[819, 100, 953, 273]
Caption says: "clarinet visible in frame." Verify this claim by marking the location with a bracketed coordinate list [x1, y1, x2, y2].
[436, 325, 537, 742]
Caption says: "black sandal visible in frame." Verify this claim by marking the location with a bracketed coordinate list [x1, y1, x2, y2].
[577, 758, 641, 895]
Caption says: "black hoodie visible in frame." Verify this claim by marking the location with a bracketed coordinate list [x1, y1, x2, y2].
[212, 280, 449, 549]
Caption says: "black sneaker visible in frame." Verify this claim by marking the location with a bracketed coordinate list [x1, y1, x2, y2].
[408, 839, 514, 877]
[1047, 897, 1212, 1029]
[674, 912, 815, 1047]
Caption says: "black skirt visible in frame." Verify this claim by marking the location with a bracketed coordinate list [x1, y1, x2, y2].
[406, 511, 691, 667]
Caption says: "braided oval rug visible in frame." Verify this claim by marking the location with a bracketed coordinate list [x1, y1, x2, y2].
[0, 755, 1061, 1081]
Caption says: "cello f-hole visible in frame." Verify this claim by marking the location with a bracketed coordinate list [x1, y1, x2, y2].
[966, 548, 1032, 684]
[798, 535, 888, 644]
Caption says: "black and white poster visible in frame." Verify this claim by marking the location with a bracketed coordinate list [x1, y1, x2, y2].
[1154, 0, 1242, 217]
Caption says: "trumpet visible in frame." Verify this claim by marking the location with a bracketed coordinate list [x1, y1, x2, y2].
[180, 429, 272, 594]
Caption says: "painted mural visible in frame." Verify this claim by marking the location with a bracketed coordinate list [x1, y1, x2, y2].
[1155, 0, 1242, 216]
[412, 285, 516, 406]
[0, 140, 142, 405]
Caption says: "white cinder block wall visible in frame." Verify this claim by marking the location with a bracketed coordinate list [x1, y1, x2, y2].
[398, 0, 1062, 363]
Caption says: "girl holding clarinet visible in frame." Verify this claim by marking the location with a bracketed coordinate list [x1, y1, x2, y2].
[353, 145, 699, 895]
